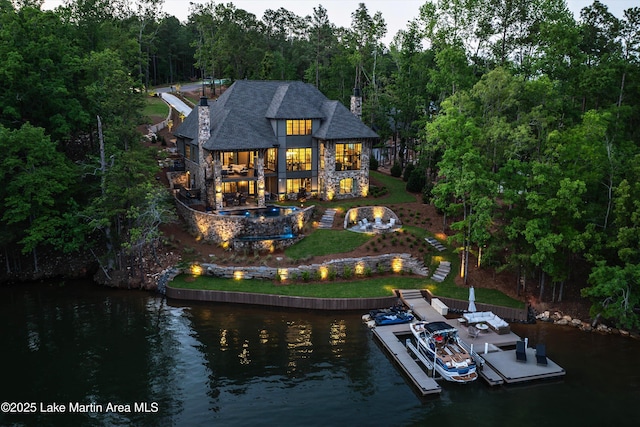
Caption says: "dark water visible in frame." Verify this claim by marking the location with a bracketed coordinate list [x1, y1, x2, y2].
[1, 280, 639, 427]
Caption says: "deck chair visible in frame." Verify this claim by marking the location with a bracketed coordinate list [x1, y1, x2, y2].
[535, 343, 548, 365]
[516, 340, 527, 362]
[467, 325, 480, 340]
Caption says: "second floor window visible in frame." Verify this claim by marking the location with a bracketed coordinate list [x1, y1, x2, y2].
[286, 119, 312, 135]
[336, 143, 362, 171]
[286, 148, 311, 171]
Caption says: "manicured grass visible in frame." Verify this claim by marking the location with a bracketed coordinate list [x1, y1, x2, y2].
[170, 273, 524, 309]
[171, 274, 429, 298]
[285, 229, 372, 260]
[144, 95, 170, 119]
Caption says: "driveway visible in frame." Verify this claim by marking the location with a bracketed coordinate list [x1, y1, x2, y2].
[160, 92, 192, 116]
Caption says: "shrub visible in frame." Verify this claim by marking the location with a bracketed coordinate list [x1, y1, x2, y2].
[343, 265, 353, 279]
[421, 179, 434, 203]
[369, 156, 379, 171]
[406, 167, 426, 193]
[403, 163, 415, 182]
[301, 270, 311, 282]
[390, 161, 402, 177]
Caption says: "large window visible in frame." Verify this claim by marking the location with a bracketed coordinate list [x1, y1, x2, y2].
[287, 178, 311, 194]
[286, 119, 312, 135]
[339, 178, 353, 194]
[335, 143, 362, 171]
[266, 148, 277, 171]
[286, 148, 311, 171]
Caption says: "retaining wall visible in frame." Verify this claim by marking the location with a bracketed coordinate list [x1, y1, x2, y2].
[165, 287, 398, 311]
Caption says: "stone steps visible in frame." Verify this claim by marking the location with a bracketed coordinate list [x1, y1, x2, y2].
[431, 260, 451, 283]
[318, 208, 337, 229]
[424, 237, 447, 252]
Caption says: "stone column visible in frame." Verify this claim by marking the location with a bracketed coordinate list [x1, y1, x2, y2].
[324, 140, 337, 201]
[213, 151, 223, 210]
[256, 149, 266, 207]
[350, 87, 362, 119]
[197, 97, 210, 206]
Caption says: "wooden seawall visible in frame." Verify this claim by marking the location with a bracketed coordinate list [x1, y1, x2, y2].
[166, 286, 398, 310]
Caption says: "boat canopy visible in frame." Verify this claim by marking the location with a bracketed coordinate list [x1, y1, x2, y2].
[423, 321, 457, 334]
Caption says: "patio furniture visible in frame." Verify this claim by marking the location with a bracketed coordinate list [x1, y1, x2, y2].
[462, 311, 511, 334]
[467, 325, 480, 340]
[535, 344, 548, 365]
[516, 340, 527, 362]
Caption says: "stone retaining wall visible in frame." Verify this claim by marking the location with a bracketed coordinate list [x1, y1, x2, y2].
[174, 198, 314, 249]
[196, 253, 428, 280]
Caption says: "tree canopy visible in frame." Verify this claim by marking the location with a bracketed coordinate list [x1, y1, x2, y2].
[1, 0, 639, 327]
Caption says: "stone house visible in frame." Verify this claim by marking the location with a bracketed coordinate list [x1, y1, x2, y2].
[173, 80, 379, 210]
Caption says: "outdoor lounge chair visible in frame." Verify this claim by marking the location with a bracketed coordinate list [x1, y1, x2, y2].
[535, 343, 548, 365]
[467, 325, 480, 340]
[516, 340, 527, 362]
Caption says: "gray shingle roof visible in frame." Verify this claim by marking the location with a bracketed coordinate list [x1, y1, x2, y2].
[313, 100, 379, 140]
[174, 80, 378, 150]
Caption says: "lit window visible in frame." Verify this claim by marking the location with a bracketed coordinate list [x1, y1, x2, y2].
[335, 143, 362, 171]
[286, 120, 312, 136]
[287, 178, 311, 194]
[286, 148, 311, 171]
[340, 178, 353, 194]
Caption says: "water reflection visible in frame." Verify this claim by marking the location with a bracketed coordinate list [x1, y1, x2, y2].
[1, 281, 639, 427]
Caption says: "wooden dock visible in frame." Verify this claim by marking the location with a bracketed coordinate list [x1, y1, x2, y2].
[369, 290, 566, 395]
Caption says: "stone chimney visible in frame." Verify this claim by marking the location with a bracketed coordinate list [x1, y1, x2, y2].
[350, 87, 362, 120]
[197, 96, 210, 206]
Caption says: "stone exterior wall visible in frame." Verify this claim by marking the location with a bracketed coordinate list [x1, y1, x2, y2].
[320, 140, 371, 200]
[187, 253, 428, 280]
[174, 199, 314, 249]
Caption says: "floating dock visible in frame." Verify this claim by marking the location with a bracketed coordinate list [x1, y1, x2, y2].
[370, 290, 566, 396]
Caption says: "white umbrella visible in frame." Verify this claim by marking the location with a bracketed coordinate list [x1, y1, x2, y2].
[468, 286, 477, 312]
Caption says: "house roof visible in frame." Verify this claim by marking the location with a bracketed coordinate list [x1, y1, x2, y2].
[174, 80, 378, 150]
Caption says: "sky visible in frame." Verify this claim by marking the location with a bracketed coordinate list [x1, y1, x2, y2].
[42, 0, 636, 46]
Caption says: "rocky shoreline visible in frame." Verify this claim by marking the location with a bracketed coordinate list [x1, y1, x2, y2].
[536, 310, 640, 339]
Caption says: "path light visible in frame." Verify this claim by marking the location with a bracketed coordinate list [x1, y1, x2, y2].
[355, 262, 365, 275]
[319, 266, 328, 280]
[392, 258, 403, 273]
[233, 271, 244, 280]
[277, 268, 288, 281]
[190, 264, 203, 276]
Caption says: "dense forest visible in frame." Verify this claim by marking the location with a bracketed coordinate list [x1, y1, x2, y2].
[1, 0, 639, 328]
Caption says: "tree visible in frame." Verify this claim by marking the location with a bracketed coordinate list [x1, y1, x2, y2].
[0, 124, 81, 271]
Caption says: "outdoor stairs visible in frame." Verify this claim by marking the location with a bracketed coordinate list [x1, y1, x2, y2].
[431, 261, 451, 283]
[424, 236, 447, 251]
[318, 208, 337, 229]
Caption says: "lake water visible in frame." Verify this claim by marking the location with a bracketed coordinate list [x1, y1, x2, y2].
[1, 280, 639, 427]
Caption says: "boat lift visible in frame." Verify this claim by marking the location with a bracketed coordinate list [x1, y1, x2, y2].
[406, 338, 440, 380]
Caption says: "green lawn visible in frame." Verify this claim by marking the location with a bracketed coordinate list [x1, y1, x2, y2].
[143, 95, 170, 120]
[170, 273, 524, 309]
[285, 229, 372, 260]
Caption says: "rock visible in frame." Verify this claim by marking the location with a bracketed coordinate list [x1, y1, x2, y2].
[555, 318, 569, 326]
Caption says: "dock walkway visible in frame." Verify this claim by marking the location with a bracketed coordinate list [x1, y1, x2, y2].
[370, 290, 566, 395]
